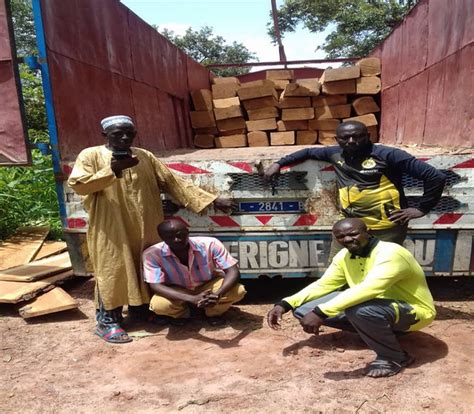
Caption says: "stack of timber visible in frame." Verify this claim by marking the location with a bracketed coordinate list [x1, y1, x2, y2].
[189, 57, 381, 148]
[0, 227, 78, 319]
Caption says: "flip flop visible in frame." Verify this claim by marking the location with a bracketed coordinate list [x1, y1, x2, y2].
[366, 354, 415, 378]
[95, 324, 133, 344]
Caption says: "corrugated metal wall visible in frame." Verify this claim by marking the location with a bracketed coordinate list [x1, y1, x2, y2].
[41, 0, 211, 161]
[0, 0, 29, 165]
[372, 0, 473, 147]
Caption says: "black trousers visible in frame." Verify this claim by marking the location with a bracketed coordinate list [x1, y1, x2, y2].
[294, 292, 418, 363]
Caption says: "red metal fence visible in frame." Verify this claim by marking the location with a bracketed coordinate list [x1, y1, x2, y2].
[372, 0, 473, 147]
[41, 0, 211, 161]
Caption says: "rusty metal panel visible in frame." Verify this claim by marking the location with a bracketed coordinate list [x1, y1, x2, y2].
[41, 0, 133, 78]
[187, 56, 211, 91]
[427, 0, 474, 66]
[41, 0, 210, 161]
[397, 71, 429, 146]
[379, 87, 398, 145]
[0, 0, 29, 165]
[48, 53, 135, 161]
[379, 21, 403, 90]
[374, 0, 473, 147]
[400, 0, 428, 81]
[424, 44, 474, 147]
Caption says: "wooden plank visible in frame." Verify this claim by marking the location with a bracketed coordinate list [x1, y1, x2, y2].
[318, 130, 337, 145]
[190, 111, 216, 128]
[215, 134, 247, 148]
[312, 95, 347, 108]
[277, 120, 309, 131]
[194, 134, 215, 149]
[323, 66, 360, 82]
[246, 118, 277, 132]
[281, 79, 320, 97]
[211, 83, 238, 99]
[308, 118, 341, 131]
[0, 226, 50, 270]
[34, 240, 67, 261]
[19, 287, 78, 319]
[216, 117, 246, 132]
[270, 131, 295, 145]
[190, 89, 213, 111]
[212, 97, 240, 108]
[356, 77, 381, 94]
[0, 252, 72, 282]
[0, 280, 52, 304]
[352, 96, 380, 115]
[213, 106, 243, 121]
[279, 96, 311, 109]
[356, 57, 381, 76]
[321, 80, 355, 95]
[237, 82, 278, 101]
[344, 113, 378, 127]
[242, 96, 278, 111]
[247, 131, 269, 147]
[296, 130, 318, 145]
[219, 128, 247, 136]
[314, 104, 352, 120]
[247, 107, 279, 121]
[269, 79, 289, 90]
[281, 107, 314, 121]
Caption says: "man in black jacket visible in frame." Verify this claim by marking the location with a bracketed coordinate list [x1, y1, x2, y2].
[263, 121, 446, 257]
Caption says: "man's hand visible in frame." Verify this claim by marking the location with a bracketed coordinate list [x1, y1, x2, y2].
[267, 305, 286, 330]
[213, 198, 238, 214]
[191, 290, 220, 308]
[389, 207, 424, 225]
[111, 156, 139, 177]
[262, 163, 281, 183]
[300, 311, 324, 335]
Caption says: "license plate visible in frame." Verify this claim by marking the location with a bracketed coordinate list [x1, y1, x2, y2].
[238, 200, 305, 213]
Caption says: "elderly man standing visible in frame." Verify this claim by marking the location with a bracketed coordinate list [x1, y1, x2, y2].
[68, 115, 234, 343]
[143, 219, 246, 326]
[268, 218, 436, 378]
[264, 121, 446, 257]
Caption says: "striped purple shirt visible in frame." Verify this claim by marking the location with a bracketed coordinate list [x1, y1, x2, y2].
[143, 236, 238, 289]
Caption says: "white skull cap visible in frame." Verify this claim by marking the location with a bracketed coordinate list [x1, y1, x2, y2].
[100, 115, 134, 130]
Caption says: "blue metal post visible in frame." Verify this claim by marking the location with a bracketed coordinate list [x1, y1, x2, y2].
[31, 0, 67, 226]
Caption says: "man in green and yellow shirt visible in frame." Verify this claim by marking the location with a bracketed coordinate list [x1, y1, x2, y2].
[267, 218, 436, 378]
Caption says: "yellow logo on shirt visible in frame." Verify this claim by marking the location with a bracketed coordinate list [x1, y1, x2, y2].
[362, 158, 377, 169]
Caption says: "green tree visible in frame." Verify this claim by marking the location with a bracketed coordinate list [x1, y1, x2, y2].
[270, 0, 418, 58]
[159, 26, 258, 77]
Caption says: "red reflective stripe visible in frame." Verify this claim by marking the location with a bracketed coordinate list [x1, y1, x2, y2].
[433, 213, 463, 225]
[166, 163, 210, 174]
[280, 161, 303, 170]
[293, 214, 317, 226]
[228, 162, 253, 173]
[320, 165, 335, 171]
[255, 215, 272, 225]
[67, 218, 87, 228]
[210, 216, 240, 227]
[451, 159, 474, 168]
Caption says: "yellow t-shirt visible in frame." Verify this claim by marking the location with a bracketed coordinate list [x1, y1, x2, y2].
[283, 241, 436, 331]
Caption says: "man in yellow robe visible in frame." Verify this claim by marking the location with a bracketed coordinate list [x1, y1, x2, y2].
[68, 115, 233, 343]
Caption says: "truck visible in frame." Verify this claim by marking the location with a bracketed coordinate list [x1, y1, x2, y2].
[1, 0, 473, 278]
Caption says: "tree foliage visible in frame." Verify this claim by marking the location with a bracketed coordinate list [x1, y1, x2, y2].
[271, 0, 419, 58]
[159, 26, 258, 77]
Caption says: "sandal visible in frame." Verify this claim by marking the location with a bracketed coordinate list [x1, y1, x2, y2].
[95, 324, 133, 344]
[366, 354, 415, 378]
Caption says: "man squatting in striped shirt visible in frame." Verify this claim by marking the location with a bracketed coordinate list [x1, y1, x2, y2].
[143, 219, 246, 326]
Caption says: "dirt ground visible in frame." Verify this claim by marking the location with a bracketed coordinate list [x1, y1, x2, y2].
[1, 277, 473, 414]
